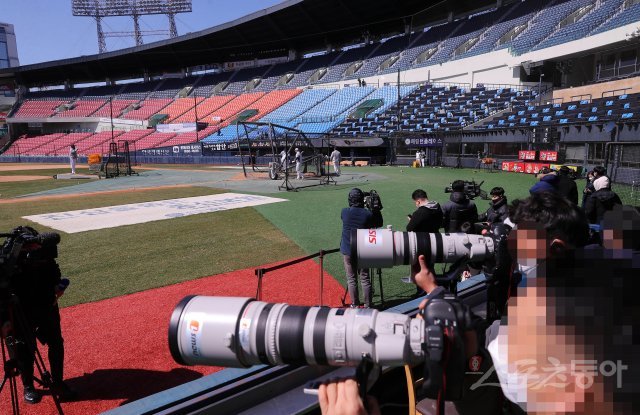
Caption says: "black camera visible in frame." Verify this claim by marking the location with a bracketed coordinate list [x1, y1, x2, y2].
[0, 227, 61, 292]
[363, 189, 383, 211]
[444, 180, 488, 200]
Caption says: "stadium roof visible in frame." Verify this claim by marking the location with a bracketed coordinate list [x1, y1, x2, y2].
[0, 0, 497, 87]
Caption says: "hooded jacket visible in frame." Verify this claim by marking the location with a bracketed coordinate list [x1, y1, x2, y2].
[584, 188, 622, 224]
[529, 174, 558, 195]
[442, 192, 478, 232]
[407, 200, 443, 233]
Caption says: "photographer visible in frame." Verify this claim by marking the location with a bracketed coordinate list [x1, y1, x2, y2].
[556, 165, 578, 205]
[477, 187, 508, 225]
[442, 180, 478, 232]
[322, 192, 637, 415]
[7, 227, 76, 404]
[407, 189, 443, 233]
[341, 189, 382, 308]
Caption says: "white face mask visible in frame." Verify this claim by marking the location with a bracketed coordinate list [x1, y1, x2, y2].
[516, 258, 540, 280]
[486, 325, 530, 410]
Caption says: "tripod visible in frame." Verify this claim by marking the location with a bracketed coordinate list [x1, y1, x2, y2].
[0, 295, 64, 415]
[321, 156, 337, 186]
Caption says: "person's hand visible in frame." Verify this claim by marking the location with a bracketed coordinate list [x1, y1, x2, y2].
[318, 378, 380, 415]
[411, 254, 438, 294]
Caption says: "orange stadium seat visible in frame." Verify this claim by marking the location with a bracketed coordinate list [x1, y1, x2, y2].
[122, 99, 173, 120]
[77, 131, 125, 155]
[159, 97, 205, 123]
[170, 95, 234, 124]
[133, 132, 177, 150]
[92, 100, 138, 118]
[13, 100, 68, 118]
[55, 100, 108, 117]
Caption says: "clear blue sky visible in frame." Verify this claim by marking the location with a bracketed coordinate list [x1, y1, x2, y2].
[2, 0, 284, 65]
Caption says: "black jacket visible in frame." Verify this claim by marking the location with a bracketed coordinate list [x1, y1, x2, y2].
[556, 174, 578, 205]
[407, 201, 443, 233]
[478, 197, 509, 224]
[584, 189, 622, 224]
[442, 192, 478, 232]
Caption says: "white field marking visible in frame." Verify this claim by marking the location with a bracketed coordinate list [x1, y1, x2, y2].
[23, 193, 287, 233]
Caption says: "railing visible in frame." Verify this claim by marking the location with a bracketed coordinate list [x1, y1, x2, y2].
[601, 87, 632, 98]
[254, 248, 340, 306]
[570, 93, 592, 102]
[597, 61, 640, 81]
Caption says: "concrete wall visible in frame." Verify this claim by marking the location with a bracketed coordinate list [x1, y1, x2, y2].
[552, 76, 640, 103]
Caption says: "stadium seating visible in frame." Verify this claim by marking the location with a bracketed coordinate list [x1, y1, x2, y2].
[592, 0, 640, 35]
[509, 0, 593, 55]
[260, 89, 336, 123]
[4, 133, 65, 155]
[132, 132, 177, 150]
[202, 92, 265, 125]
[55, 99, 108, 117]
[77, 131, 124, 154]
[477, 92, 640, 129]
[13, 100, 67, 118]
[158, 97, 205, 123]
[533, 0, 626, 50]
[6, 0, 640, 156]
[122, 99, 172, 120]
[298, 86, 374, 121]
[170, 95, 234, 124]
[332, 84, 537, 136]
[92, 100, 138, 118]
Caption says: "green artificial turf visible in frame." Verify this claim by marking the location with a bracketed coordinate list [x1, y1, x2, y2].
[254, 166, 536, 306]
[0, 168, 93, 198]
[0, 164, 604, 309]
[0, 185, 304, 306]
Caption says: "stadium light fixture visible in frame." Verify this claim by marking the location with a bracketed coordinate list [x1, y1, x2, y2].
[72, 0, 193, 53]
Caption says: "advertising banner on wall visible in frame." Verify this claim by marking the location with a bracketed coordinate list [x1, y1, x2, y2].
[223, 56, 289, 71]
[139, 143, 203, 156]
[539, 150, 558, 162]
[156, 123, 197, 133]
[518, 150, 536, 160]
[403, 137, 444, 147]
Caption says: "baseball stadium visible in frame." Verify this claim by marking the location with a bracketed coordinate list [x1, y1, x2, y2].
[0, 1, 638, 414]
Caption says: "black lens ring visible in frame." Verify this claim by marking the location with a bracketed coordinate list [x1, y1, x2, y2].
[313, 307, 331, 365]
[416, 232, 429, 263]
[403, 231, 410, 265]
[434, 233, 444, 263]
[278, 306, 310, 365]
[255, 303, 274, 365]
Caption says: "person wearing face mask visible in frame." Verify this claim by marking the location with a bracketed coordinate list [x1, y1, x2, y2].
[319, 192, 637, 415]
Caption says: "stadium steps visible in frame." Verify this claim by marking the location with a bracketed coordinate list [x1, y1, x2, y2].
[464, 105, 513, 130]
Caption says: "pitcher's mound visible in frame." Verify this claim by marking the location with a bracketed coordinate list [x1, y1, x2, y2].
[54, 173, 99, 180]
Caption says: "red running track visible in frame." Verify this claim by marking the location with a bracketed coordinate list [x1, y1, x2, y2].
[0, 260, 346, 415]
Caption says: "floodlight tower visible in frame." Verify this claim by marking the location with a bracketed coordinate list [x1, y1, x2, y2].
[72, 0, 193, 54]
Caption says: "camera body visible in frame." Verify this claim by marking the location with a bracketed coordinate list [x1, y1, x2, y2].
[363, 190, 383, 212]
[0, 226, 62, 299]
[444, 180, 487, 200]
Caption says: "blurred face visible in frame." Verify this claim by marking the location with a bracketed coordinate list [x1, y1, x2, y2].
[508, 223, 548, 265]
[491, 194, 502, 203]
